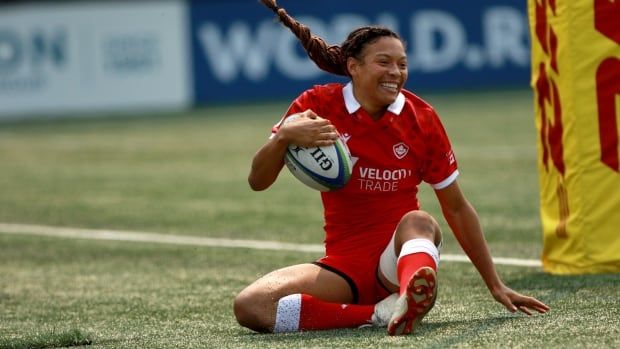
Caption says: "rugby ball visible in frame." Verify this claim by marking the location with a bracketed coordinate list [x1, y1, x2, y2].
[282, 115, 353, 191]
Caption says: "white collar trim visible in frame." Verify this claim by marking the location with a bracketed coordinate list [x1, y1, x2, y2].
[342, 82, 406, 115]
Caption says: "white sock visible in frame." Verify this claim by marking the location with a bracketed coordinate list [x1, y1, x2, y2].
[398, 238, 440, 268]
[273, 294, 301, 333]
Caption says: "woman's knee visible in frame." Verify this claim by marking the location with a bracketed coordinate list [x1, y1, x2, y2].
[396, 210, 442, 244]
[233, 288, 275, 333]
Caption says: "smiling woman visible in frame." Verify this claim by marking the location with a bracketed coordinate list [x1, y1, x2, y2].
[233, 0, 549, 337]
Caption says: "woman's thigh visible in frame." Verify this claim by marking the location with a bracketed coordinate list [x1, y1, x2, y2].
[234, 263, 355, 331]
[243, 263, 354, 303]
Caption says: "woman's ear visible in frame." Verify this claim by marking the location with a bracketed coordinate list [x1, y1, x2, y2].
[346, 57, 358, 78]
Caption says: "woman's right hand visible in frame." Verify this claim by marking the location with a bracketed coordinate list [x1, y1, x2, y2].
[277, 109, 340, 147]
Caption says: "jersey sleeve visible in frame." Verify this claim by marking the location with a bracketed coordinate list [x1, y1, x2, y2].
[421, 109, 459, 189]
[270, 89, 317, 136]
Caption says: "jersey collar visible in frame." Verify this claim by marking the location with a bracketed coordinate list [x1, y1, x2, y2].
[343, 82, 406, 115]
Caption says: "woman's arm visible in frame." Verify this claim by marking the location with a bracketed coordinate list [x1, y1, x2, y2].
[435, 181, 550, 315]
[248, 109, 339, 191]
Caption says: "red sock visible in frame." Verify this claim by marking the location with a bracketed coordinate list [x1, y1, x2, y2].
[397, 253, 437, 295]
[299, 294, 374, 330]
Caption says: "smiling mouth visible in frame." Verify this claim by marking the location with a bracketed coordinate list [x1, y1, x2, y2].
[380, 82, 399, 92]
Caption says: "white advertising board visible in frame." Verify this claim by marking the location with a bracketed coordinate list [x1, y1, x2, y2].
[0, 2, 190, 118]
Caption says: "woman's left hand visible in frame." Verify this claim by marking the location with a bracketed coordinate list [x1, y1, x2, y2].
[491, 284, 550, 315]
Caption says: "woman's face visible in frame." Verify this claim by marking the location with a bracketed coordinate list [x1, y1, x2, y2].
[348, 36, 408, 112]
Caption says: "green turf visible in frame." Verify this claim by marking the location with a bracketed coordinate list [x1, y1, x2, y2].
[1, 235, 618, 348]
[0, 328, 92, 349]
[1, 90, 619, 348]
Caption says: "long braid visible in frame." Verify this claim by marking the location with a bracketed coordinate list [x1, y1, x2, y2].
[259, 0, 348, 76]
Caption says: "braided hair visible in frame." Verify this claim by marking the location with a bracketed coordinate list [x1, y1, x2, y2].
[259, 0, 403, 77]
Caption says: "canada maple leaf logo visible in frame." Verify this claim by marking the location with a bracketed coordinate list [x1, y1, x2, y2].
[393, 142, 409, 159]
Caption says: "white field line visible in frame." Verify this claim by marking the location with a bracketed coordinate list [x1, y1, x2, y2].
[0, 223, 542, 268]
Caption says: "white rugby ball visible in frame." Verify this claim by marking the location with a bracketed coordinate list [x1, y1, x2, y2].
[282, 115, 352, 191]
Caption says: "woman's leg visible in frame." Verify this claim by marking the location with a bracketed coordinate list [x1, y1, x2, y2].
[234, 263, 379, 333]
[377, 210, 442, 335]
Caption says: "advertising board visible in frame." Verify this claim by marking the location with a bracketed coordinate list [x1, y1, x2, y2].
[0, 2, 190, 118]
[192, 0, 531, 104]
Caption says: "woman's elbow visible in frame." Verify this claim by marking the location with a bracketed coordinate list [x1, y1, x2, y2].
[248, 175, 270, 191]
[248, 181, 266, 192]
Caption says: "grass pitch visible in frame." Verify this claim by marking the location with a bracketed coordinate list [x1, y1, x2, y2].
[0, 90, 618, 348]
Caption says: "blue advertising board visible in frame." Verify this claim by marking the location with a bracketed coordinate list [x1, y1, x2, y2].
[191, 0, 530, 104]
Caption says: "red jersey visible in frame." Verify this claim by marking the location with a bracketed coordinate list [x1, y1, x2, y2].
[273, 83, 458, 254]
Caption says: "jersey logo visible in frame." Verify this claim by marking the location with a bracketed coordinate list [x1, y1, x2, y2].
[447, 150, 456, 165]
[341, 132, 352, 144]
[342, 133, 359, 167]
[393, 142, 409, 159]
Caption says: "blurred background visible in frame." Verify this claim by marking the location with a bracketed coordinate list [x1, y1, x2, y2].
[0, 0, 531, 120]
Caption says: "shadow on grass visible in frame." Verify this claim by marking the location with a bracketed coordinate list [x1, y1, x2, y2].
[234, 326, 385, 343]
[233, 315, 518, 345]
[500, 271, 620, 316]
[230, 273, 619, 346]
[0, 328, 92, 349]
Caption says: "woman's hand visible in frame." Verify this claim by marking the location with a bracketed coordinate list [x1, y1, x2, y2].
[278, 109, 340, 147]
[491, 283, 550, 315]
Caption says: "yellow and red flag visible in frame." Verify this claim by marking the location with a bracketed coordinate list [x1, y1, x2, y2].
[528, 0, 620, 274]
